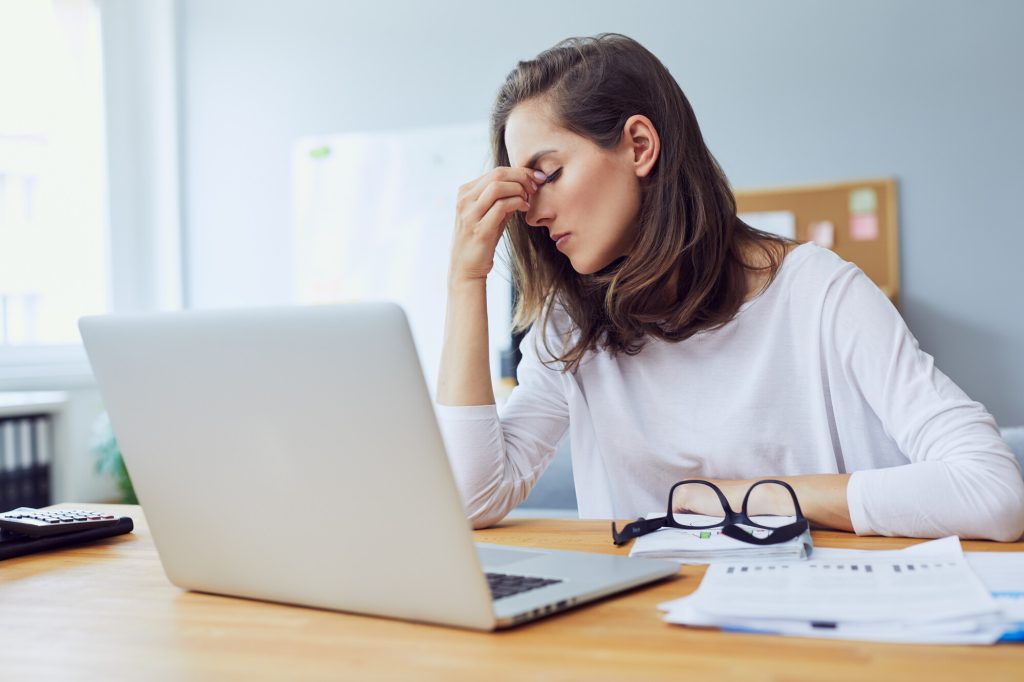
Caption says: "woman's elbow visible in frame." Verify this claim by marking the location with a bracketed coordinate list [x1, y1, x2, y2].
[461, 482, 520, 529]
[467, 507, 508, 530]
[984, 483, 1024, 542]
[964, 472, 1024, 542]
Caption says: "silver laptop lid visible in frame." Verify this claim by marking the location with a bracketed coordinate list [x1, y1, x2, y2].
[80, 302, 497, 630]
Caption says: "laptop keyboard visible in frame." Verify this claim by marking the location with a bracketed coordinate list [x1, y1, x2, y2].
[485, 572, 563, 600]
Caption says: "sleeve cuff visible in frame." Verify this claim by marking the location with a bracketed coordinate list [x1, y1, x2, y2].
[845, 470, 874, 536]
[433, 403, 500, 421]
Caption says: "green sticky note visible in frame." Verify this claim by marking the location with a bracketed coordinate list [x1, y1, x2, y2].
[310, 146, 332, 160]
[849, 187, 877, 214]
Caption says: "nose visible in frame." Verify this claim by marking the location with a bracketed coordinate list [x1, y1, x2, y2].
[525, 193, 553, 228]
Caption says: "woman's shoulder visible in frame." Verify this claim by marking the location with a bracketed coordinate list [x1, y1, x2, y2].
[740, 241, 869, 317]
[745, 240, 815, 301]
[781, 241, 854, 277]
[775, 242, 893, 318]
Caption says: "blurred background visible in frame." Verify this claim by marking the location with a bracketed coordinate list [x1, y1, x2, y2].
[0, 0, 1021, 510]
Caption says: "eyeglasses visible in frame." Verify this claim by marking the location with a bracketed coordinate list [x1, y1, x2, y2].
[611, 479, 808, 546]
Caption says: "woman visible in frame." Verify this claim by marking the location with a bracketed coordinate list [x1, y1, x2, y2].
[435, 33, 1024, 541]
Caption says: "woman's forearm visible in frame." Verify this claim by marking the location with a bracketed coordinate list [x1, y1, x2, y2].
[764, 473, 853, 532]
[436, 278, 495, 406]
[701, 473, 854, 532]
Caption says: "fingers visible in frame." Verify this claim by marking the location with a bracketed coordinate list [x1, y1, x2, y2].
[466, 181, 532, 222]
[478, 194, 531, 241]
[449, 166, 544, 284]
[462, 166, 546, 205]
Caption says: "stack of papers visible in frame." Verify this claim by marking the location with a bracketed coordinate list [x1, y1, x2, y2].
[628, 513, 812, 564]
[964, 552, 1024, 642]
[659, 537, 1020, 644]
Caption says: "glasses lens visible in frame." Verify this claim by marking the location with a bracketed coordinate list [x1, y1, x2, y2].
[743, 481, 798, 528]
[669, 482, 727, 529]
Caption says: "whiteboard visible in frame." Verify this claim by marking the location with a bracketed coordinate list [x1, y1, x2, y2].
[291, 122, 512, 398]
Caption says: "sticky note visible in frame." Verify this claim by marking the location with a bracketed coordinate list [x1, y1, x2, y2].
[849, 188, 877, 214]
[849, 213, 879, 241]
[809, 220, 834, 248]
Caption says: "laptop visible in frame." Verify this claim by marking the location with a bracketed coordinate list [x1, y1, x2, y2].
[78, 302, 677, 630]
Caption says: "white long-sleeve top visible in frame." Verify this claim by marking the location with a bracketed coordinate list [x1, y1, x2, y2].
[435, 243, 1024, 541]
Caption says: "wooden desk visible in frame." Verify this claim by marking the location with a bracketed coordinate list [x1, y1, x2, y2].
[1, 504, 1021, 681]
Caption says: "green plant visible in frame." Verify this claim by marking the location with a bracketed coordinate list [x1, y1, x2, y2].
[90, 410, 138, 504]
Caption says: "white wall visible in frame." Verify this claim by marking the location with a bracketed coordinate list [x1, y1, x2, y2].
[176, 0, 1023, 424]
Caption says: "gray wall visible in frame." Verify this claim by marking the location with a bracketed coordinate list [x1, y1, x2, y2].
[179, 0, 1024, 425]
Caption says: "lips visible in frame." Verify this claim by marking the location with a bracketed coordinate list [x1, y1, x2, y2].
[550, 232, 569, 242]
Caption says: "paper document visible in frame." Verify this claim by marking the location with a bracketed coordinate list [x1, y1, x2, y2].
[805, 537, 1024, 638]
[628, 513, 812, 564]
[659, 537, 1014, 644]
[966, 551, 1024, 641]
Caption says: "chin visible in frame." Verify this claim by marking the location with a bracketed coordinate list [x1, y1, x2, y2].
[569, 260, 599, 275]
[569, 258, 602, 275]
[571, 254, 626, 276]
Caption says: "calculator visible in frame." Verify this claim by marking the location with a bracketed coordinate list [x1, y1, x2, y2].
[0, 507, 135, 561]
[0, 507, 120, 537]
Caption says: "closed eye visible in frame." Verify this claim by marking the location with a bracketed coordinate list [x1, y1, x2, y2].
[544, 167, 562, 184]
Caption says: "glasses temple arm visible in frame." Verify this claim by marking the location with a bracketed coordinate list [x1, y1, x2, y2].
[611, 516, 669, 546]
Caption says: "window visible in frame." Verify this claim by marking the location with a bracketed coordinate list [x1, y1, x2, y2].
[0, 0, 107, 347]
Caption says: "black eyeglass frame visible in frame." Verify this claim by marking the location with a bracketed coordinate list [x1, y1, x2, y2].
[610, 479, 808, 546]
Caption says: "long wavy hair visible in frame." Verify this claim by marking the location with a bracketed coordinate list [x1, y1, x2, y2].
[492, 33, 788, 372]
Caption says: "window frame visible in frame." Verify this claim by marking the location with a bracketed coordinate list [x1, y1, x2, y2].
[0, 0, 184, 385]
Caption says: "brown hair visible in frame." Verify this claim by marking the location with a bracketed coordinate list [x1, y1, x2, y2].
[491, 33, 789, 372]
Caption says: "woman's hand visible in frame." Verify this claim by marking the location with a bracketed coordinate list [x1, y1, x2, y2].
[670, 479, 735, 517]
[671, 478, 787, 517]
[448, 167, 546, 286]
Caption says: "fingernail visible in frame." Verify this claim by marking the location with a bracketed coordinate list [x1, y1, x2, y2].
[533, 170, 547, 182]
[530, 181, 538, 192]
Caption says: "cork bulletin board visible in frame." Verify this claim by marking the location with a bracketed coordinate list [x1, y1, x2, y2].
[735, 177, 901, 308]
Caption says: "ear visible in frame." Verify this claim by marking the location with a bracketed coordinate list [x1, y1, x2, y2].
[620, 114, 660, 178]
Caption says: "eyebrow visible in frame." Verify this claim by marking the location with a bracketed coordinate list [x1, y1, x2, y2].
[524, 149, 557, 169]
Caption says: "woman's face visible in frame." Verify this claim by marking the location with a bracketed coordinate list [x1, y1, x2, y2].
[505, 100, 649, 275]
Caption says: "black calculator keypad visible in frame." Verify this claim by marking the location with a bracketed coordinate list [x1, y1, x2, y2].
[0, 508, 119, 537]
